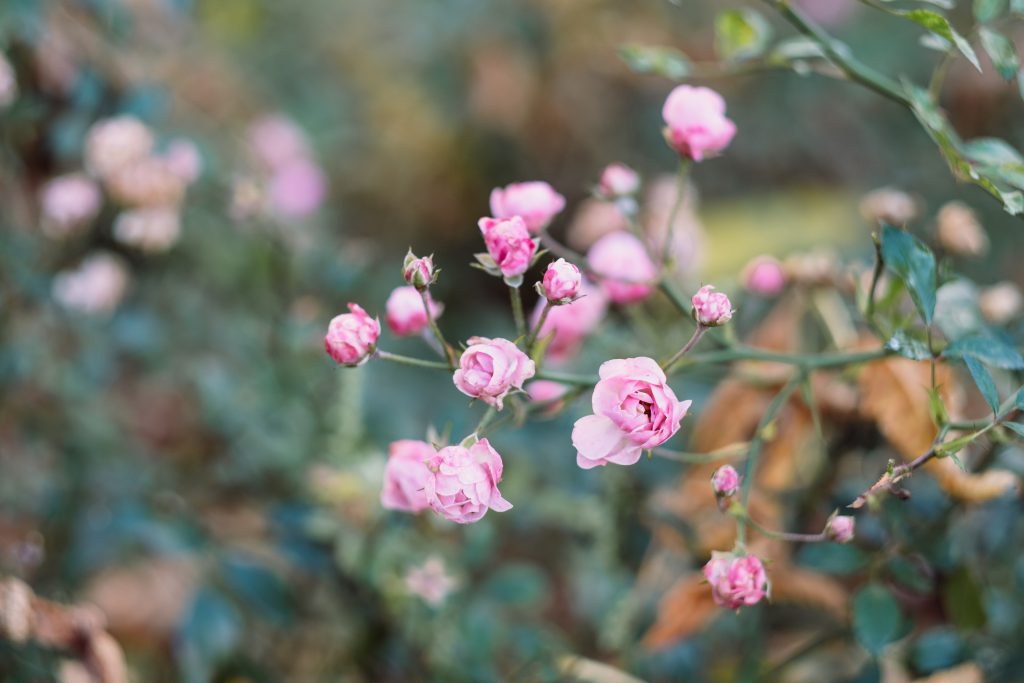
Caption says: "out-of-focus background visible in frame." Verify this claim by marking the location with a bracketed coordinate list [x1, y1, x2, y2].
[3, 0, 1024, 681]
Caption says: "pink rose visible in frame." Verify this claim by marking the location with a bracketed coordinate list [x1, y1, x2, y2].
[269, 158, 326, 218]
[662, 85, 736, 161]
[403, 251, 436, 290]
[385, 286, 442, 337]
[404, 557, 457, 606]
[531, 279, 607, 361]
[711, 465, 740, 497]
[424, 438, 512, 524]
[572, 357, 691, 469]
[587, 231, 657, 304]
[703, 552, 769, 610]
[489, 181, 566, 233]
[324, 303, 380, 366]
[598, 163, 640, 198]
[542, 258, 581, 302]
[39, 173, 102, 238]
[381, 440, 434, 512]
[826, 515, 856, 544]
[479, 216, 537, 280]
[742, 255, 786, 296]
[84, 116, 154, 178]
[692, 285, 733, 326]
[526, 380, 569, 415]
[453, 337, 535, 410]
[248, 115, 310, 171]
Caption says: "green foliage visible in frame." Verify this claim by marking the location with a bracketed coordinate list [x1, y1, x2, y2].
[619, 44, 691, 80]
[853, 584, 905, 657]
[714, 9, 772, 62]
[881, 224, 937, 325]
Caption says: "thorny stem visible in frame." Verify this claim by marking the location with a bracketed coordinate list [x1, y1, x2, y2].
[662, 325, 707, 371]
[422, 289, 456, 368]
[509, 284, 526, 340]
[526, 300, 553, 353]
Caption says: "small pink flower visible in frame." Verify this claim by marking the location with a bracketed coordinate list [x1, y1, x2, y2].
[112, 207, 181, 253]
[39, 173, 102, 238]
[163, 138, 203, 183]
[52, 252, 129, 315]
[381, 439, 434, 512]
[324, 303, 380, 366]
[531, 279, 608, 361]
[404, 556, 457, 606]
[526, 380, 569, 415]
[403, 251, 436, 290]
[598, 163, 640, 198]
[662, 85, 736, 162]
[587, 231, 656, 304]
[711, 465, 740, 498]
[424, 438, 512, 524]
[826, 515, 856, 544]
[385, 286, 442, 337]
[247, 115, 310, 171]
[84, 116, 154, 178]
[703, 552, 769, 610]
[572, 357, 691, 469]
[479, 216, 537, 280]
[489, 181, 566, 234]
[742, 256, 786, 296]
[269, 158, 326, 218]
[692, 285, 733, 326]
[542, 259, 581, 302]
[453, 337, 535, 410]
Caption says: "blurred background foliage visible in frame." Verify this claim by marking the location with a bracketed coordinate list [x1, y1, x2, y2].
[2, 0, 1024, 681]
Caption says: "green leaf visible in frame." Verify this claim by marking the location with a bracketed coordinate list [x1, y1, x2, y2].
[943, 568, 987, 630]
[881, 225, 937, 324]
[715, 9, 772, 62]
[618, 44, 691, 79]
[936, 432, 980, 460]
[979, 27, 1019, 80]
[853, 584, 904, 656]
[1014, 0, 1024, 14]
[886, 556, 936, 594]
[886, 330, 932, 360]
[943, 334, 1024, 369]
[1003, 421, 1024, 437]
[975, 0, 1008, 21]
[964, 356, 1000, 414]
[797, 543, 869, 576]
[896, 10, 981, 71]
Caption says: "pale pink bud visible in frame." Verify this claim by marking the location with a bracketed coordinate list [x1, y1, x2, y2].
[489, 181, 566, 234]
[587, 231, 656, 304]
[324, 303, 380, 366]
[403, 251, 436, 290]
[936, 201, 988, 257]
[52, 253, 129, 315]
[703, 551, 769, 610]
[381, 440, 434, 513]
[269, 158, 326, 218]
[741, 255, 786, 296]
[692, 285, 733, 326]
[84, 116, 154, 178]
[826, 515, 856, 544]
[453, 336, 535, 410]
[39, 173, 102, 238]
[711, 465, 740, 497]
[662, 85, 736, 161]
[542, 259, 581, 302]
[478, 216, 537, 280]
[423, 439, 512, 524]
[404, 557, 457, 606]
[598, 163, 640, 198]
[980, 281, 1024, 325]
[385, 286, 443, 337]
[112, 207, 181, 253]
[858, 186, 919, 226]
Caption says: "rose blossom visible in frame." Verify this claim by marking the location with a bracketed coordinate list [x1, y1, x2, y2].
[385, 286, 442, 337]
[572, 357, 691, 469]
[711, 465, 740, 497]
[489, 181, 566, 233]
[112, 207, 181, 253]
[403, 251, 436, 290]
[826, 515, 856, 544]
[381, 440, 434, 512]
[269, 158, 326, 218]
[598, 163, 641, 199]
[479, 216, 537, 280]
[703, 552, 769, 609]
[526, 380, 568, 414]
[662, 85, 736, 161]
[39, 174, 102, 238]
[741, 255, 786, 296]
[84, 116, 154, 178]
[453, 337, 535, 410]
[52, 253, 129, 315]
[404, 557, 457, 606]
[587, 231, 656, 304]
[542, 259, 581, 302]
[692, 285, 733, 326]
[324, 303, 381, 366]
[423, 438, 512, 524]
[531, 278, 608, 361]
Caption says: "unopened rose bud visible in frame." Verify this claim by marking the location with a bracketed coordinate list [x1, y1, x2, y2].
[597, 163, 641, 199]
[541, 258, 581, 302]
[324, 303, 380, 366]
[703, 551, 769, 610]
[826, 515, 855, 543]
[936, 201, 988, 257]
[711, 465, 740, 498]
[692, 285, 733, 326]
[662, 85, 736, 161]
[403, 250, 437, 290]
[859, 186, 919, 226]
[741, 255, 786, 296]
[979, 281, 1023, 325]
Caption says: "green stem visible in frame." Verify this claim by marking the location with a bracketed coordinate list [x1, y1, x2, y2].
[526, 300, 553, 353]
[865, 232, 885, 331]
[653, 441, 749, 464]
[662, 325, 707, 371]
[421, 289, 456, 368]
[509, 284, 526, 340]
[473, 406, 497, 435]
[376, 350, 451, 370]
[538, 230, 586, 266]
[660, 160, 690, 273]
[534, 369, 598, 387]
[681, 345, 892, 372]
[733, 508, 827, 543]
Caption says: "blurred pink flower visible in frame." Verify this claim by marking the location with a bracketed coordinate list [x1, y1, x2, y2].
[0, 52, 17, 108]
[711, 465, 740, 497]
[324, 303, 380, 366]
[247, 115, 310, 171]
[381, 440, 434, 513]
[269, 158, 327, 218]
[692, 285, 733, 326]
[39, 174, 101, 238]
[742, 255, 786, 296]
[453, 336, 535, 410]
[479, 216, 537, 279]
[542, 258, 581, 302]
[662, 85, 736, 161]
[424, 439, 512, 524]
[53, 253, 129, 315]
[598, 163, 640, 199]
[587, 231, 656, 304]
[404, 556, 457, 606]
[163, 138, 203, 183]
[489, 181, 566, 234]
[385, 286, 442, 337]
[827, 515, 856, 543]
[795, 0, 859, 27]
[531, 278, 607, 361]
[84, 116, 154, 178]
[112, 207, 182, 253]
[704, 552, 769, 609]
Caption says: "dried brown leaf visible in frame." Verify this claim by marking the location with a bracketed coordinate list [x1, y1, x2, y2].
[911, 662, 983, 683]
[642, 573, 719, 649]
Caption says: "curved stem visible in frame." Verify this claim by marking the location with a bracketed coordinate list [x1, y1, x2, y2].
[376, 350, 451, 370]
[732, 508, 828, 543]
[660, 160, 690, 273]
[662, 325, 707, 371]
[653, 441, 749, 464]
[509, 285, 526, 340]
[681, 345, 892, 372]
[526, 300, 553, 353]
[421, 289, 456, 368]
[658, 279, 692, 317]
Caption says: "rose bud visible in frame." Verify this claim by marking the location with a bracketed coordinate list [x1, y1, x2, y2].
[741, 255, 786, 296]
[39, 173, 102, 239]
[858, 186, 919, 226]
[662, 85, 736, 161]
[385, 286, 443, 337]
[84, 115, 154, 178]
[541, 259, 582, 302]
[711, 465, 740, 498]
[979, 281, 1024, 325]
[403, 250, 437, 290]
[936, 201, 988, 257]
[826, 515, 856, 544]
[453, 337, 536, 410]
[703, 551, 769, 610]
[423, 438, 512, 524]
[324, 303, 381, 366]
[381, 440, 434, 513]
[692, 285, 733, 326]
[587, 231, 657, 304]
[478, 216, 538, 283]
[598, 163, 641, 199]
[489, 181, 566, 234]
[572, 357, 691, 469]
